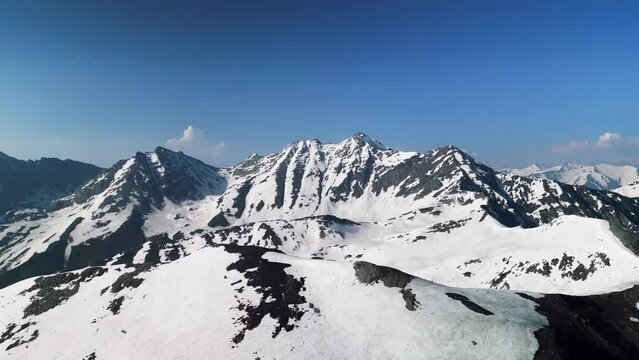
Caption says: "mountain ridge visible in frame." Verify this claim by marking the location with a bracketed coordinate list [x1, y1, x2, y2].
[3, 134, 639, 359]
[0, 151, 103, 216]
[503, 162, 639, 194]
[2, 135, 639, 295]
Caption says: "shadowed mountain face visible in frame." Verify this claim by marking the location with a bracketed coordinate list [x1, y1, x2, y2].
[72, 146, 226, 214]
[0, 152, 102, 215]
[2, 134, 639, 359]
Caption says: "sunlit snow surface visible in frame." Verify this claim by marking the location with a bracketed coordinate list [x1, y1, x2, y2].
[0, 246, 545, 360]
[616, 181, 639, 199]
[504, 163, 639, 191]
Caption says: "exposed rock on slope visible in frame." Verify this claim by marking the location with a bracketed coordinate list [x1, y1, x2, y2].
[1, 243, 638, 359]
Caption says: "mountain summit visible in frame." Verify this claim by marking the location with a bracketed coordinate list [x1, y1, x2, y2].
[347, 132, 389, 150]
[73, 146, 226, 213]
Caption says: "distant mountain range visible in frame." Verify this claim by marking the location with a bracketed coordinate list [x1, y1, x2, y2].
[0, 151, 102, 216]
[503, 162, 639, 198]
[2, 134, 639, 359]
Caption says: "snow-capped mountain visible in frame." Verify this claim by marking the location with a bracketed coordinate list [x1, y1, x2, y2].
[503, 163, 639, 192]
[504, 164, 543, 177]
[2, 133, 639, 359]
[0, 151, 102, 216]
[216, 133, 530, 225]
[3, 134, 639, 293]
[0, 147, 225, 288]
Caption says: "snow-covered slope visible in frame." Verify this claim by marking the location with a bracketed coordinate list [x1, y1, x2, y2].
[3, 134, 639, 358]
[199, 212, 639, 295]
[2, 241, 639, 359]
[504, 163, 639, 190]
[616, 180, 639, 198]
[505, 164, 542, 177]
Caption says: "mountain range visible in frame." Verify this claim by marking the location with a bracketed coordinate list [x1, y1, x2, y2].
[0, 151, 102, 217]
[503, 163, 639, 198]
[2, 133, 639, 359]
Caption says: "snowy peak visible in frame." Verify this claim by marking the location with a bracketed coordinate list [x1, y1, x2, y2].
[503, 164, 541, 177]
[341, 132, 388, 151]
[504, 163, 639, 190]
[73, 152, 161, 213]
[281, 132, 386, 154]
[217, 137, 533, 227]
[428, 145, 478, 168]
[73, 147, 225, 214]
[0, 147, 227, 289]
[148, 146, 226, 201]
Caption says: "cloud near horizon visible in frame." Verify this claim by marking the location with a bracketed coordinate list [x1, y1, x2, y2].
[550, 132, 639, 165]
[165, 126, 225, 164]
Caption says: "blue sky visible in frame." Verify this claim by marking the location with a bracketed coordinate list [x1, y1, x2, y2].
[1, 0, 638, 168]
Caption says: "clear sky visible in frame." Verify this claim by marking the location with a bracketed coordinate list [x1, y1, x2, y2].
[1, 0, 638, 168]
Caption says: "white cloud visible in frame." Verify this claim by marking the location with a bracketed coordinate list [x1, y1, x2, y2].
[165, 125, 225, 164]
[550, 132, 639, 165]
[166, 125, 198, 146]
[596, 132, 622, 148]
